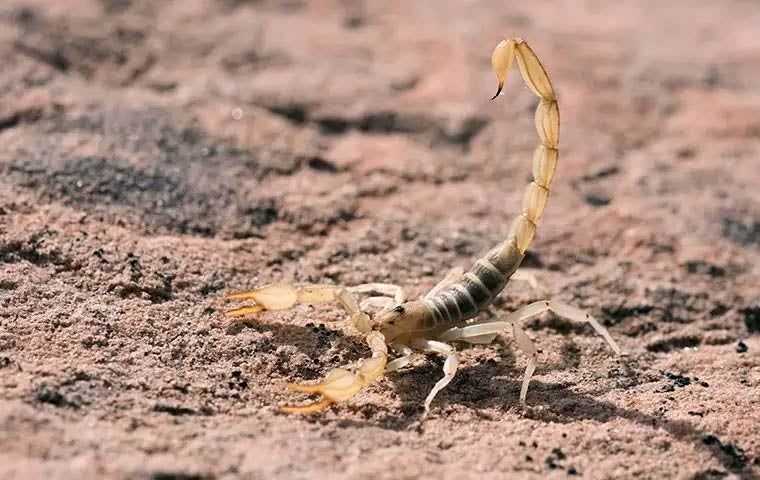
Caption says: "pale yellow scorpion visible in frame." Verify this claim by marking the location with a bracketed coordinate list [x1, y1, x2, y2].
[226, 39, 622, 415]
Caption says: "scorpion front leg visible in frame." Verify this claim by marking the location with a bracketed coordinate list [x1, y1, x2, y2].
[282, 331, 388, 413]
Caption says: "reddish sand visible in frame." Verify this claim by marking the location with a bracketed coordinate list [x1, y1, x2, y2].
[1, 1, 759, 479]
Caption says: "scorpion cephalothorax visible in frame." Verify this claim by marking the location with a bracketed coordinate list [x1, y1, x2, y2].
[226, 38, 622, 415]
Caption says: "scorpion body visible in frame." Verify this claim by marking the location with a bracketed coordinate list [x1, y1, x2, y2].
[227, 38, 621, 415]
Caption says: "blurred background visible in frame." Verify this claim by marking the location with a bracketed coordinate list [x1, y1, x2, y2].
[1, 1, 759, 479]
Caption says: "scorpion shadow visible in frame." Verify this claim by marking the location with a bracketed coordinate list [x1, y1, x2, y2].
[231, 321, 755, 477]
[382, 347, 757, 478]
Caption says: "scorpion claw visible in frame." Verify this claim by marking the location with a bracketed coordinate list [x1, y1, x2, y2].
[224, 285, 301, 320]
[287, 382, 328, 394]
[280, 397, 334, 414]
[225, 284, 298, 310]
[279, 335, 388, 414]
[279, 373, 357, 414]
[224, 291, 259, 301]
[287, 368, 365, 401]
[225, 305, 265, 317]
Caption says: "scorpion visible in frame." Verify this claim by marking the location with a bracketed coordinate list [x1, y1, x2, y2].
[226, 38, 622, 415]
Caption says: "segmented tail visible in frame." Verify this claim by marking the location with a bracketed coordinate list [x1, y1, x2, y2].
[422, 39, 560, 326]
[487, 38, 559, 277]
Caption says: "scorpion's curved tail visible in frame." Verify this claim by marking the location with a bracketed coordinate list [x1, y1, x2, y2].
[486, 39, 559, 278]
[422, 39, 560, 324]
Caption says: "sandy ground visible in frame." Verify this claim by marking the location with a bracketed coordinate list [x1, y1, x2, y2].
[1, 1, 759, 479]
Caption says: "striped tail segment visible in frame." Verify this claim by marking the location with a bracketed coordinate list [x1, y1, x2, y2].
[426, 39, 559, 325]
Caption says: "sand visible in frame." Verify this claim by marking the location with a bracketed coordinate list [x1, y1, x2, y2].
[0, 1, 759, 479]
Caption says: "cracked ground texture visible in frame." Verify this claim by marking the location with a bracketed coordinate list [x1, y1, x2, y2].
[1, 1, 759, 479]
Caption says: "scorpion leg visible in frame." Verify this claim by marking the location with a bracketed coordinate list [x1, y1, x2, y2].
[386, 343, 414, 372]
[348, 283, 407, 304]
[225, 283, 372, 332]
[509, 269, 544, 293]
[512, 323, 538, 404]
[349, 283, 407, 313]
[411, 339, 458, 416]
[359, 296, 396, 313]
[282, 331, 388, 413]
[439, 300, 621, 404]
